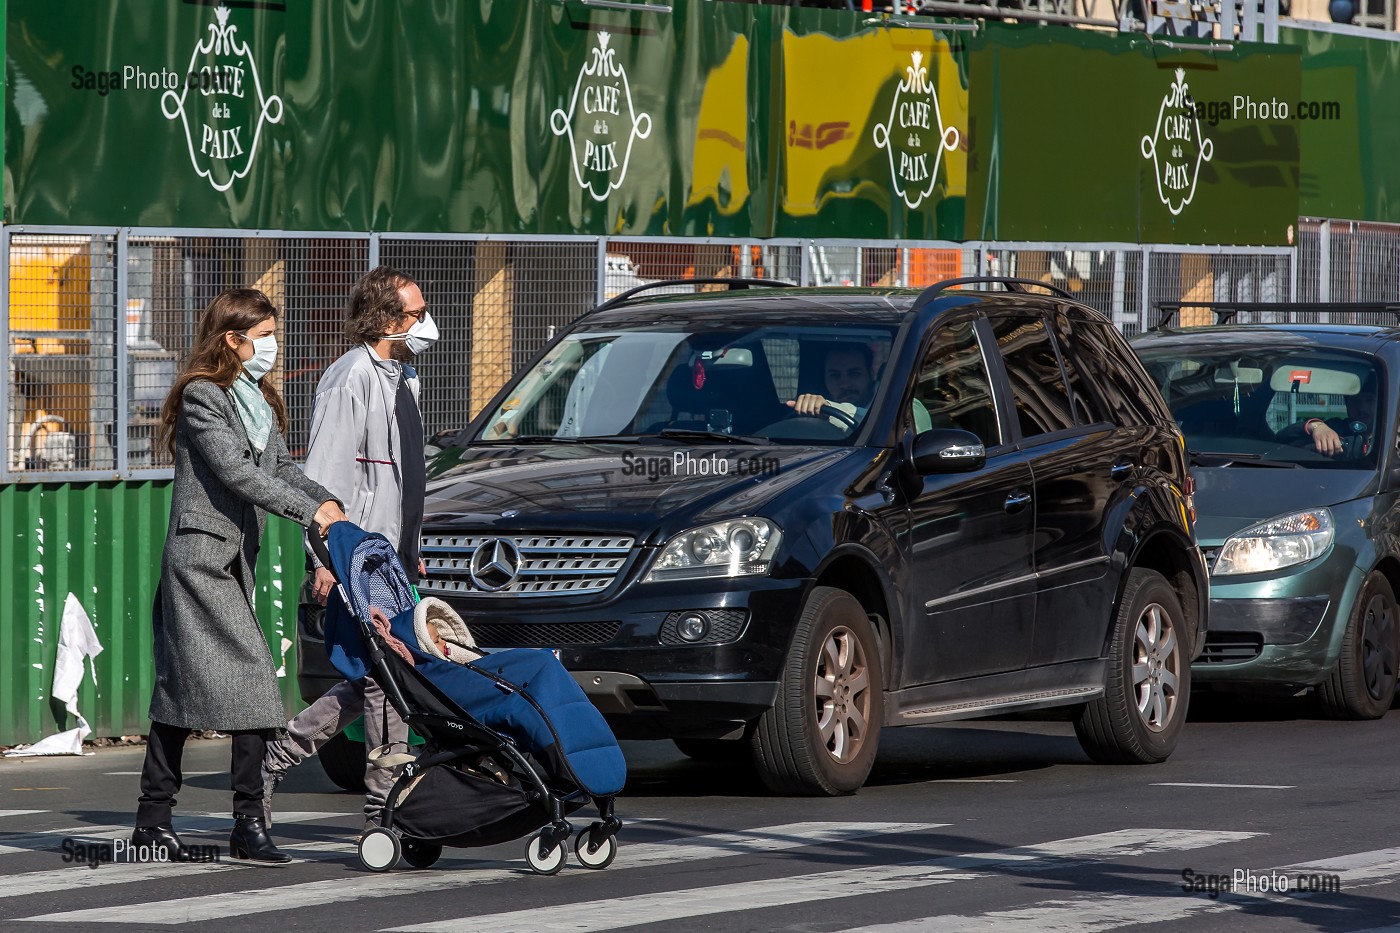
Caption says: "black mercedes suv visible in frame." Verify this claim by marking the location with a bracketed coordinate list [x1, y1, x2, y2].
[309, 277, 1209, 796]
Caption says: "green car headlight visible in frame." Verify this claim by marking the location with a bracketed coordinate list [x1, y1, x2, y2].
[1214, 508, 1335, 576]
[645, 518, 781, 582]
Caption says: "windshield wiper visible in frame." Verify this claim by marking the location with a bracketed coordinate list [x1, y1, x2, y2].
[1189, 450, 1303, 469]
[651, 429, 767, 445]
[476, 434, 584, 444]
[476, 434, 645, 445]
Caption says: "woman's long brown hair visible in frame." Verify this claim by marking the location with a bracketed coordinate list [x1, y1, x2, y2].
[158, 288, 289, 458]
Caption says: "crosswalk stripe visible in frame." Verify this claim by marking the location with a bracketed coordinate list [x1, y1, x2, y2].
[0, 841, 356, 899]
[383, 828, 1259, 933]
[13, 822, 945, 924]
[834, 845, 1400, 932]
[0, 812, 343, 857]
[0, 810, 47, 819]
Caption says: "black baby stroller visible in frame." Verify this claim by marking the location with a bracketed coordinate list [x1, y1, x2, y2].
[312, 521, 626, 874]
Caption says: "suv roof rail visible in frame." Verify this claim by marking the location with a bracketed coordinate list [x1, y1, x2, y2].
[1153, 301, 1400, 330]
[591, 277, 798, 314]
[911, 276, 1075, 312]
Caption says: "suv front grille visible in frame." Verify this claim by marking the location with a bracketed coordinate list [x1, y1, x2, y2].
[1197, 631, 1264, 664]
[1201, 547, 1220, 572]
[418, 534, 634, 598]
[470, 621, 621, 648]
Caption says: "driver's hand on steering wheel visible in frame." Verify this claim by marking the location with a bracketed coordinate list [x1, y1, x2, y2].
[786, 394, 829, 417]
[1306, 419, 1343, 456]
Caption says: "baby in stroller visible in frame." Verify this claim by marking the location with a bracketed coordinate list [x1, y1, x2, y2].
[315, 522, 625, 875]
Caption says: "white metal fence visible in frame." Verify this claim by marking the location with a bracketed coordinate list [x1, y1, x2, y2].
[3, 222, 1390, 483]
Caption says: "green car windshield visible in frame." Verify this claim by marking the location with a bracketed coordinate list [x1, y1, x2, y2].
[476, 321, 900, 445]
[1136, 345, 1383, 469]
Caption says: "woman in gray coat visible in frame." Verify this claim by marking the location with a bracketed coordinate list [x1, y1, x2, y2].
[133, 288, 347, 864]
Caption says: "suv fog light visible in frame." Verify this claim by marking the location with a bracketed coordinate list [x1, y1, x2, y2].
[677, 612, 710, 643]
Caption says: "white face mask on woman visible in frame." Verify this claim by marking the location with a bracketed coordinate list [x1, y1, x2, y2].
[240, 333, 279, 380]
[382, 311, 440, 356]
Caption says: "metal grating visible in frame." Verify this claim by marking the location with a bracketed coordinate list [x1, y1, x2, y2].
[1197, 632, 1264, 664]
[7, 234, 117, 474]
[469, 620, 621, 648]
[418, 534, 635, 598]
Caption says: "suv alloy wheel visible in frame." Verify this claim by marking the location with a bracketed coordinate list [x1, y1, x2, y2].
[751, 586, 883, 795]
[1075, 568, 1190, 763]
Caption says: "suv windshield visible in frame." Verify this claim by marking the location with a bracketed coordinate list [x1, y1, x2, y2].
[1136, 344, 1383, 469]
[477, 321, 899, 445]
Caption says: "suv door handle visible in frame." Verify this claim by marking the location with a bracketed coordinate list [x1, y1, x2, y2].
[1004, 490, 1032, 513]
[1110, 459, 1136, 481]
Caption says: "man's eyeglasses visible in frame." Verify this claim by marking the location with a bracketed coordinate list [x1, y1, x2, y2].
[401, 307, 427, 324]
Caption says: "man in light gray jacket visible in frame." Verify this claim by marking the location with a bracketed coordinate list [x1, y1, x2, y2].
[261, 265, 438, 835]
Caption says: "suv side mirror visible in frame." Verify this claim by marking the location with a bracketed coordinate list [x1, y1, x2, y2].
[913, 428, 986, 474]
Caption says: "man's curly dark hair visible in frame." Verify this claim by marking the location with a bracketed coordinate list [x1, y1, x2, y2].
[344, 266, 419, 345]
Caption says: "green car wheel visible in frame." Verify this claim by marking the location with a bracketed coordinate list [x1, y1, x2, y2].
[1319, 571, 1400, 720]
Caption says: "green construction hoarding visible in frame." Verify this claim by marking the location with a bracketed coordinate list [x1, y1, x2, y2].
[9, 0, 1396, 246]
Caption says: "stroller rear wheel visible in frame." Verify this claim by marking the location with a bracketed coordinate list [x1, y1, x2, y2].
[525, 831, 567, 875]
[359, 828, 401, 872]
[400, 838, 442, 869]
[573, 827, 617, 869]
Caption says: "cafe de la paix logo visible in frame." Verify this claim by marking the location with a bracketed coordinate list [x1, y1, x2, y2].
[550, 32, 652, 202]
[1141, 68, 1213, 216]
[161, 4, 282, 193]
[873, 51, 960, 211]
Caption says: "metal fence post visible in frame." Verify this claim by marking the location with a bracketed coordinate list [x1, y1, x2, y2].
[114, 228, 129, 476]
[799, 240, 812, 287]
[368, 232, 380, 271]
[1141, 245, 1153, 332]
[596, 237, 608, 306]
[1319, 220, 1331, 303]
[0, 225, 9, 483]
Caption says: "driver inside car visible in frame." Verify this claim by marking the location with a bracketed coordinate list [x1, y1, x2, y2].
[787, 345, 877, 425]
[787, 344, 934, 434]
[1272, 372, 1378, 459]
[1295, 380, 1378, 458]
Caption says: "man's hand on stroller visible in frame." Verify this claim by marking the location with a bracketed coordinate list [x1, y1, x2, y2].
[312, 567, 336, 606]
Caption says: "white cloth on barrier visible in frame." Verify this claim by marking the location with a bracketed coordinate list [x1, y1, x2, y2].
[5, 593, 103, 757]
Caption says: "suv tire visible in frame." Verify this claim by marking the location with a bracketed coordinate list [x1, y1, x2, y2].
[1075, 567, 1189, 764]
[751, 586, 883, 795]
[1318, 570, 1399, 720]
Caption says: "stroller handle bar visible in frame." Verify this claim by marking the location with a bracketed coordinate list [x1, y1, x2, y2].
[307, 521, 416, 727]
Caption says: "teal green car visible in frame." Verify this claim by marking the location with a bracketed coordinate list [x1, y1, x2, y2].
[1134, 323, 1400, 719]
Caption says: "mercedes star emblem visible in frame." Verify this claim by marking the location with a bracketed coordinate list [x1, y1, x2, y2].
[469, 537, 523, 591]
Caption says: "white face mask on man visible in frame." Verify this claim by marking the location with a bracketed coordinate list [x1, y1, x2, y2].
[240, 333, 279, 380]
[382, 311, 439, 356]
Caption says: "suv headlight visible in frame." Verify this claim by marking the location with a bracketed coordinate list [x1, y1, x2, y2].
[645, 519, 781, 582]
[1213, 508, 1334, 576]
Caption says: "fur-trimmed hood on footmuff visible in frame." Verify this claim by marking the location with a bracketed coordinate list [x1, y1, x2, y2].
[413, 597, 484, 663]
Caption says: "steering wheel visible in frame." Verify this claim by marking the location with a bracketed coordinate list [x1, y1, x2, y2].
[787, 402, 858, 429]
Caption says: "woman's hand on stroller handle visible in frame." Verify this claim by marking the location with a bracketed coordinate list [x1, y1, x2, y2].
[314, 500, 348, 538]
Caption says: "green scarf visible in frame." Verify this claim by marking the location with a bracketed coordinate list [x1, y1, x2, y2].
[228, 371, 274, 454]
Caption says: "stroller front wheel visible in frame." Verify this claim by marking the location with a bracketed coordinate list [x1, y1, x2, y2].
[525, 831, 568, 875]
[359, 828, 401, 872]
[573, 828, 618, 869]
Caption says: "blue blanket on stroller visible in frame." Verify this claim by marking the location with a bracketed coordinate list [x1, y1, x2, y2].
[321, 523, 626, 799]
[387, 613, 626, 798]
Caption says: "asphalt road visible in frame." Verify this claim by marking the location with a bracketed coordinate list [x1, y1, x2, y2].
[2, 691, 1398, 932]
